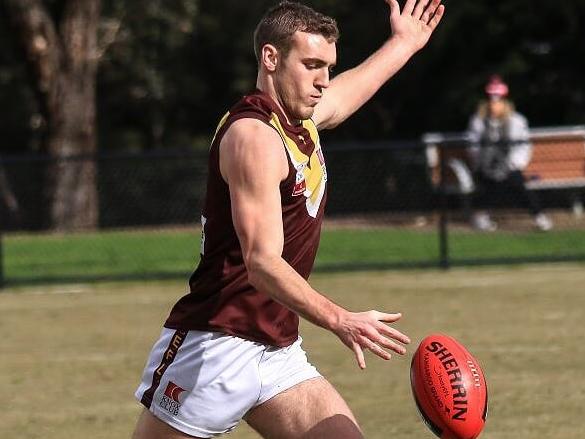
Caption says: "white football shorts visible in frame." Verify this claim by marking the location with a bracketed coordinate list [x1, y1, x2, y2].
[135, 328, 321, 438]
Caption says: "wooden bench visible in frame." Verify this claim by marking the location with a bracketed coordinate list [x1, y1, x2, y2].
[523, 127, 585, 192]
[423, 126, 585, 215]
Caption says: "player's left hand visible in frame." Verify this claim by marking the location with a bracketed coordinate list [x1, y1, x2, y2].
[333, 310, 411, 369]
[385, 0, 445, 53]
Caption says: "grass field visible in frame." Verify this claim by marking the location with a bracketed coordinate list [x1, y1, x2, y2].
[1, 264, 585, 438]
[3, 226, 585, 284]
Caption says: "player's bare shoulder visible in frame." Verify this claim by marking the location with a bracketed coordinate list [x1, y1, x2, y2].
[219, 118, 289, 184]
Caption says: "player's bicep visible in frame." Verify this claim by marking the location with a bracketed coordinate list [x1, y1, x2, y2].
[230, 176, 284, 266]
[219, 119, 288, 266]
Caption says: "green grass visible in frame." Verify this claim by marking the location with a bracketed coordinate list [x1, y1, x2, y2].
[449, 229, 585, 261]
[317, 229, 439, 265]
[3, 229, 200, 283]
[319, 228, 585, 265]
[2, 227, 585, 284]
[1, 265, 584, 438]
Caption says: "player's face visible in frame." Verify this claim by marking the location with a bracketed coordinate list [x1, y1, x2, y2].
[275, 31, 336, 122]
[488, 97, 506, 118]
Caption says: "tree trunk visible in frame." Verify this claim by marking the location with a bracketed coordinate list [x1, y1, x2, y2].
[46, 72, 98, 230]
[4, 0, 100, 231]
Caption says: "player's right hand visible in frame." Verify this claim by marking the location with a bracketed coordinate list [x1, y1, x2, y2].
[385, 0, 445, 54]
[333, 310, 411, 369]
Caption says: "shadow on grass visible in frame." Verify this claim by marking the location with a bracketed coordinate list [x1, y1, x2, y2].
[2, 271, 189, 288]
[3, 254, 585, 288]
[315, 254, 585, 273]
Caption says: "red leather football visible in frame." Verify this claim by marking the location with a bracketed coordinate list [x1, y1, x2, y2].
[410, 334, 488, 439]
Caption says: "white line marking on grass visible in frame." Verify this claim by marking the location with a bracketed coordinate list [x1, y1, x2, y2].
[6, 352, 131, 364]
[27, 285, 94, 295]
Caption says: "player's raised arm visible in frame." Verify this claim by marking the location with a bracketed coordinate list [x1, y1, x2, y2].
[220, 119, 410, 369]
[313, 0, 445, 130]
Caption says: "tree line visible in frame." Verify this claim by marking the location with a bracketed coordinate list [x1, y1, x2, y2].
[1, 0, 584, 230]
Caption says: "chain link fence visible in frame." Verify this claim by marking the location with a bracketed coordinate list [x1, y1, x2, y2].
[1, 133, 584, 287]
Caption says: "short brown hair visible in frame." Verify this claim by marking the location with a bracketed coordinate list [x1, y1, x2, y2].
[253, 1, 339, 63]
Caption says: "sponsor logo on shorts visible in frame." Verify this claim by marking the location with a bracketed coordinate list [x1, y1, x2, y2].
[140, 330, 188, 409]
[160, 381, 186, 416]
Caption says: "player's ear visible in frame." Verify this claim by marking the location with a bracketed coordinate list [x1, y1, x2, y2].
[261, 44, 279, 72]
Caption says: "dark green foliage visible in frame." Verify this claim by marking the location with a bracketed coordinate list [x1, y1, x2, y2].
[1, 0, 584, 152]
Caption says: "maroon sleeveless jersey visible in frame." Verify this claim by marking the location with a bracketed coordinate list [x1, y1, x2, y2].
[164, 90, 328, 347]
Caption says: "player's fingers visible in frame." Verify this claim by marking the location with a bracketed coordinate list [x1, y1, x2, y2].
[403, 0, 417, 15]
[413, 0, 431, 20]
[352, 342, 366, 369]
[421, 0, 441, 24]
[428, 4, 445, 29]
[384, 0, 401, 21]
[373, 311, 403, 323]
[375, 321, 411, 345]
[378, 336, 408, 355]
[368, 330, 407, 355]
[359, 335, 393, 361]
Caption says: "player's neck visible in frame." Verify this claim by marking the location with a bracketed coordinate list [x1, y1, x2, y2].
[256, 76, 301, 127]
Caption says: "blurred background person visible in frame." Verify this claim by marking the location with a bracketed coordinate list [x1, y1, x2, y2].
[466, 75, 553, 232]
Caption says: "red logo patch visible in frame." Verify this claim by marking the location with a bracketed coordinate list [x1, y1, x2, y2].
[164, 381, 186, 403]
[292, 179, 306, 197]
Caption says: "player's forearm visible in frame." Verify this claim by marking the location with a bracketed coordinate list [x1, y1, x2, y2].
[322, 37, 417, 129]
[246, 253, 345, 332]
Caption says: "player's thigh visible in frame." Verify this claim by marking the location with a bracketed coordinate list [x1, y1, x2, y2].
[132, 409, 205, 439]
[245, 377, 363, 439]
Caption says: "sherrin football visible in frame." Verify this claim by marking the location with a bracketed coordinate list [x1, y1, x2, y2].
[410, 334, 488, 439]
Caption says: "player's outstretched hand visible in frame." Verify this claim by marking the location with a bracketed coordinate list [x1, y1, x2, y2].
[334, 310, 411, 369]
[385, 0, 445, 53]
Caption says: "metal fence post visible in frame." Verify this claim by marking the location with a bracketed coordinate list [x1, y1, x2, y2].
[438, 143, 450, 269]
